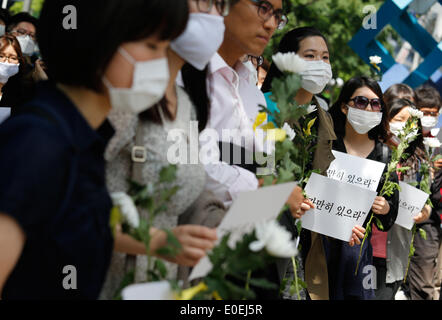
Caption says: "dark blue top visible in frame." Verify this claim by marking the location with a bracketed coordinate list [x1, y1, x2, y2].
[0, 82, 115, 300]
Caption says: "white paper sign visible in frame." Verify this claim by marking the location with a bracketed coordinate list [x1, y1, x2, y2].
[122, 281, 175, 300]
[301, 173, 377, 242]
[395, 182, 429, 230]
[189, 182, 298, 281]
[0, 107, 10, 124]
[327, 150, 386, 191]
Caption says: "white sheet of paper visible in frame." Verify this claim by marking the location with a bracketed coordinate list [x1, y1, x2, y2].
[327, 150, 386, 191]
[395, 182, 429, 230]
[122, 281, 175, 300]
[189, 182, 298, 281]
[301, 173, 377, 242]
[0, 107, 10, 124]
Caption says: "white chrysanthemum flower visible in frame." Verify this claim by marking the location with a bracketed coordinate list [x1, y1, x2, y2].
[111, 192, 140, 228]
[336, 78, 344, 88]
[282, 123, 296, 141]
[424, 137, 442, 149]
[272, 52, 307, 74]
[369, 55, 382, 65]
[307, 105, 317, 114]
[407, 107, 424, 119]
[328, 78, 336, 86]
[249, 220, 298, 258]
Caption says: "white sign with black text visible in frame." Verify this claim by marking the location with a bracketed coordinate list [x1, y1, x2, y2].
[395, 181, 429, 230]
[301, 173, 378, 242]
[327, 150, 386, 192]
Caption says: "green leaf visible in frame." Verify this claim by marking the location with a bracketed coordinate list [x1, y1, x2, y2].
[159, 165, 178, 183]
[418, 228, 427, 240]
[112, 271, 135, 300]
[375, 217, 384, 231]
[248, 278, 278, 290]
[154, 259, 168, 279]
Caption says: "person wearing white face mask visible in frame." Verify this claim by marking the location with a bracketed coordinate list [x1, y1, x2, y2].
[327, 76, 399, 300]
[261, 27, 365, 300]
[0, 35, 22, 124]
[0, 0, 193, 300]
[101, 0, 230, 298]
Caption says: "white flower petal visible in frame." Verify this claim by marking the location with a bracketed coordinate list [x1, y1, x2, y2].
[307, 105, 317, 114]
[110, 192, 140, 228]
[282, 122, 296, 140]
[272, 52, 307, 74]
[252, 220, 298, 258]
[369, 55, 382, 65]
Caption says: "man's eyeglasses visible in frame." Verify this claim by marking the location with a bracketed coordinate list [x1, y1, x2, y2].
[11, 28, 36, 41]
[423, 111, 439, 117]
[0, 54, 19, 64]
[193, 0, 230, 17]
[249, 0, 288, 30]
[349, 96, 383, 112]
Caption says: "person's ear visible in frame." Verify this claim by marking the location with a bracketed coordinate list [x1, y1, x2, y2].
[341, 103, 348, 116]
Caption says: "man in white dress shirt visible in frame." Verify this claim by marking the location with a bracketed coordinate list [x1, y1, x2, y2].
[203, 0, 312, 218]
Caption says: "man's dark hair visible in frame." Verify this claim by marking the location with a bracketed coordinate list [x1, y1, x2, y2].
[0, 8, 11, 26]
[329, 76, 390, 142]
[38, 0, 188, 92]
[7, 12, 38, 32]
[415, 85, 442, 110]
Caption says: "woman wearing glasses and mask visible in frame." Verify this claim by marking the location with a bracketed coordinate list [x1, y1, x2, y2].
[327, 76, 399, 300]
[0, 35, 23, 123]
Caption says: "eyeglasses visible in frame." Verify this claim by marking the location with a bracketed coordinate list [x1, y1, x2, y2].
[423, 111, 439, 117]
[349, 96, 383, 112]
[249, 0, 288, 30]
[193, 0, 230, 17]
[248, 55, 263, 67]
[11, 28, 36, 41]
[0, 54, 19, 64]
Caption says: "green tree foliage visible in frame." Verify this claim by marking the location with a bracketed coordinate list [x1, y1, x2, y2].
[9, 0, 45, 18]
[266, 0, 398, 83]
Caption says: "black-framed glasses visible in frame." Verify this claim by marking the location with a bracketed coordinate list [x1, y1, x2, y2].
[349, 96, 383, 112]
[249, 0, 288, 30]
[248, 55, 263, 67]
[194, 0, 230, 17]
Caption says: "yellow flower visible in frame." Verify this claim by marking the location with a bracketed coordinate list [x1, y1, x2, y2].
[213, 291, 223, 300]
[266, 129, 287, 142]
[175, 282, 208, 300]
[109, 206, 122, 237]
[303, 117, 317, 136]
[253, 112, 267, 131]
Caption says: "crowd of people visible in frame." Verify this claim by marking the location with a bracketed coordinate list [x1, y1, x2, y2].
[0, 0, 441, 301]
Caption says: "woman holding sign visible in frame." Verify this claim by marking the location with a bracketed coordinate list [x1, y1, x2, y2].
[328, 76, 399, 300]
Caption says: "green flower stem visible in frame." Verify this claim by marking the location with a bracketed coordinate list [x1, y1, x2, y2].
[404, 224, 416, 283]
[145, 213, 155, 282]
[243, 269, 252, 300]
[291, 256, 300, 300]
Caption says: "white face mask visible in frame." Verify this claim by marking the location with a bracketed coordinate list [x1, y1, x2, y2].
[347, 106, 383, 134]
[170, 13, 225, 71]
[16, 35, 36, 56]
[421, 116, 438, 132]
[0, 61, 19, 83]
[0, 25, 5, 37]
[389, 121, 406, 137]
[103, 48, 169, 114]
[299, 60, 333, 94]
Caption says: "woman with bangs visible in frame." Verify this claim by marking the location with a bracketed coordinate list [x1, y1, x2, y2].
[327, 76, 399, 299]
[0, 0, 188, 300]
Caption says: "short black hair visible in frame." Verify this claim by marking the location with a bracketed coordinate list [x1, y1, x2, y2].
[0, 8, 11, 26]
[38, 0, 188, 92]
[7, 12, 38, 32]
[261, 27, 329, 93]
[384, 83, 416, 106]
[329, 76, 390, 142]
[415, 85, 442, 110]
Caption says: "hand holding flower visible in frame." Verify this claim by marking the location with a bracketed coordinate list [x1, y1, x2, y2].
[371, 196, 390, 215]
[349, 225, 366, 247]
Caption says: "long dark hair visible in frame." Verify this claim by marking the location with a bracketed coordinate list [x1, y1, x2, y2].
[261, 26, 329, 93]
[384, 83, 416, 106]
[329, 76, 390, 142]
